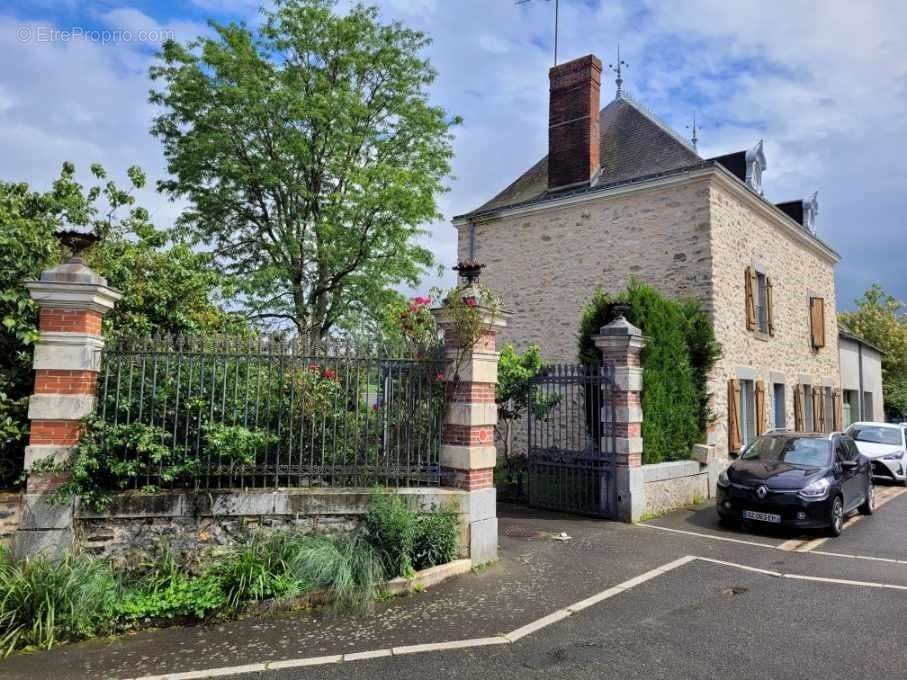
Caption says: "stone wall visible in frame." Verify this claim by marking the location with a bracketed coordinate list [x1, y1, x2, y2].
[459, 177, 714, 363]
[642, 461, 710, 518]
[707, 177, 839, 455]
[0, 492, 22, 545]
[69, 488, 471, 566]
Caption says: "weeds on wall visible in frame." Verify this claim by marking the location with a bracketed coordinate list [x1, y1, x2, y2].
[578, 280, 720, 463]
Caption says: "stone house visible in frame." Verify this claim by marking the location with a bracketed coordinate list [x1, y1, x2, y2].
[453, 54, 843, 458]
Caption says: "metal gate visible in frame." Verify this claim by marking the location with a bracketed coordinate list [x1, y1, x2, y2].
[527, 363, 616, 517]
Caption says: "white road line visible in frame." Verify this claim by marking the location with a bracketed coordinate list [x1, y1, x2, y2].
[123, 556, 696, 680]
[639, 523, 779, 548]
[122, 553, 907, 680]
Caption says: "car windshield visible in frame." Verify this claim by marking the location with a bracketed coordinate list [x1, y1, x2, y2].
[848, 425, 902, 446]
[740, 436, 831, 467]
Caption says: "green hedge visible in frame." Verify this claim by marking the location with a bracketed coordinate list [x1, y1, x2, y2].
[578, 281, 720, 464]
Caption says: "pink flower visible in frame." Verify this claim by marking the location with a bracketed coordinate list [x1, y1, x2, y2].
[435, 371, 445, 382]
[321, 368, 337, 381]
[464, 296, 477, 307]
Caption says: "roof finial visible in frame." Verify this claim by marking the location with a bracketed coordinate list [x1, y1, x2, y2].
[686, 113, 699, 150]
[608, 43, 629, 99]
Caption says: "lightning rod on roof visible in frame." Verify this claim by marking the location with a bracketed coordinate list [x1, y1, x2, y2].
[608, 43, 629, 99]
[686, 113, 700, 150]
[516, 0, 560, 66]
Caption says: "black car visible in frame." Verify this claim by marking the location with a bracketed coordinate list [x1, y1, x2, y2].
[717, 432, 874, 537]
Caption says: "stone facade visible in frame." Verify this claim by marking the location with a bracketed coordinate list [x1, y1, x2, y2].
[707, 177, 839, 454]
[459, 175, 713, 364]
[458, 166, 840, 460]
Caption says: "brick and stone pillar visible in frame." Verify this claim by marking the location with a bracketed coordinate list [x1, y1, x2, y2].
[433, 287, 505, 564]
[593, 316, 646, 523]
[13, 257, 120, 558]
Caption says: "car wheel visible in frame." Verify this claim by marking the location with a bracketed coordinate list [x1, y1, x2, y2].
[859, 483, 875, 516]
[827, 496, 844, 537]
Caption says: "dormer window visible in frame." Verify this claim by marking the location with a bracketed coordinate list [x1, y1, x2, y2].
[803, 191, 819, 234]
[745, 140, 767, 195]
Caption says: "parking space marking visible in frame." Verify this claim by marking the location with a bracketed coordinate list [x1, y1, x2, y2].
[638, 523, 780, 548]
[124, 553, 907, 680]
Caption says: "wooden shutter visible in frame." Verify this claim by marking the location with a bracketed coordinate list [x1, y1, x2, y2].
[794, 385, 804, 431]
[745, 267, 757, 331]
[833, 388, 843, 432]
[812, 387, 823, 432]
[766, 277, 775, 336]
[810, 297, 826, 348]
[755, 380, 767, 435]
[728, 379, 742, 452]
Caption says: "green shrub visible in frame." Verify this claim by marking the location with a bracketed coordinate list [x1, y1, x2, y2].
[209, 533, 310, 608]
[290, 534, 385, 611]
[366, 492, 417, 577]
[118, 575, 227, 623]
[366, 492, 458, 575]
[578, 281, 720, 464]
[412, 512, 458, 571]
[0, 548, 119, 656]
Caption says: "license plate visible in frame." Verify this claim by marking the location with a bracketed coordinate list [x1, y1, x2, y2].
[742, 510, 781, 524]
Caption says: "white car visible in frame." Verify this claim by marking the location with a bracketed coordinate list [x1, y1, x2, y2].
[846, 422, 907, 485]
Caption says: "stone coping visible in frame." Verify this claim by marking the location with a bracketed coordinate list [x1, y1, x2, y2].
[641, 459, 703, 483]
[74, 487, 471, 520]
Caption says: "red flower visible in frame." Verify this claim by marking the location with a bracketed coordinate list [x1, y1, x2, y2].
[321, 368, 337, 380]
[308, 363, 320, 374]
[372, 402, 381, 412]
[464, 296, 478, 307]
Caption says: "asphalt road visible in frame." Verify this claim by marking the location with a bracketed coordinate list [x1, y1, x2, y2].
[5, 492, 907, 680]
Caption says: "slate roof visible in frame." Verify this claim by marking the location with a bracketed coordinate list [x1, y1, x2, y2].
[466, 96, 702, 217]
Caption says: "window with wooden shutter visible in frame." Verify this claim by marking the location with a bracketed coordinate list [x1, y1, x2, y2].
[810, 297, 826, 348]
[793, 385, 804, 431]
[766, 277, 775, 336]
[832, 388, 843, 432]
[755, 380, 767, 435]
[728, 379, 742, 452]
[745, 267, 757, 331]
[812, 386, 823, 432]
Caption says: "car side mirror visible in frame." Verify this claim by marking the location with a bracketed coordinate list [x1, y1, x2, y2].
[729, 450, 739, 460]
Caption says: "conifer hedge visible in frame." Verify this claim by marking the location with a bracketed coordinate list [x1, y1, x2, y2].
[578, 281, 720, 464]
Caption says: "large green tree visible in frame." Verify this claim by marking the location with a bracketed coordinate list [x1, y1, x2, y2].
[149, 0, 458, 345]
[839, 284, 907, 418]
[0, 163, 241, 484]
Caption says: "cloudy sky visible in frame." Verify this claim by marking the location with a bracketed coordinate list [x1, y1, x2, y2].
[3, 0, 906, 309]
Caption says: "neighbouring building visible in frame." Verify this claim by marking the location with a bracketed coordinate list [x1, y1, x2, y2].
[838, 327, 884, 425]
[453, 54, 843, 458]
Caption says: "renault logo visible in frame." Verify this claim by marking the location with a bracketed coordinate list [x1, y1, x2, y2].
[756, 485, 769, 500]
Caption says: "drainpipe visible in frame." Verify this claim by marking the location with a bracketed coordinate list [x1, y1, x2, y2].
[468, 222, 476, 261]
[857, 341, 864, 420]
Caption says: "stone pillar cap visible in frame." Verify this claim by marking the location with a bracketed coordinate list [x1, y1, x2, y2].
[598, 315, 643, 337]
[25, 259, 122, 313]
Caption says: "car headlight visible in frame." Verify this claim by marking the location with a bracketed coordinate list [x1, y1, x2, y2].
[718, 469, 730, 487]
[881, 451, 906, 461]
[799, 478, 830, 499]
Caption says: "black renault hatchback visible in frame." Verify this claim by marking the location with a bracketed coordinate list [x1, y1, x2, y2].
[717, 432, 874, 536]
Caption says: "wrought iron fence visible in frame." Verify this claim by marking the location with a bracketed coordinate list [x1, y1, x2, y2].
[527, 363, 616, 517]
[96, 335, 445, 490]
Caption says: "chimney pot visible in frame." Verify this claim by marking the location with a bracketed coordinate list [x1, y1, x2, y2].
[548, 54, 602, 191]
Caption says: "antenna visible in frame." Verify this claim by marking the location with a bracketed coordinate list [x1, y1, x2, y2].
[608, 43, 629, 98]
[686, 113, 700, 150]
[516, 0, 560, 67]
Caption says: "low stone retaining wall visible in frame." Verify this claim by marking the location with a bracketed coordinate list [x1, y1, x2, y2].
[639, 445, 726, 519]
[15, 487, 479, 564]
[0, 491, 23, 545]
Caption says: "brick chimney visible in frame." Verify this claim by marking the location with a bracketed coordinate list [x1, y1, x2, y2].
[548, 54, 602, 191]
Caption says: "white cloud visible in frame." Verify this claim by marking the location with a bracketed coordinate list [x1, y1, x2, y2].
[2, 0, 907, 308]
